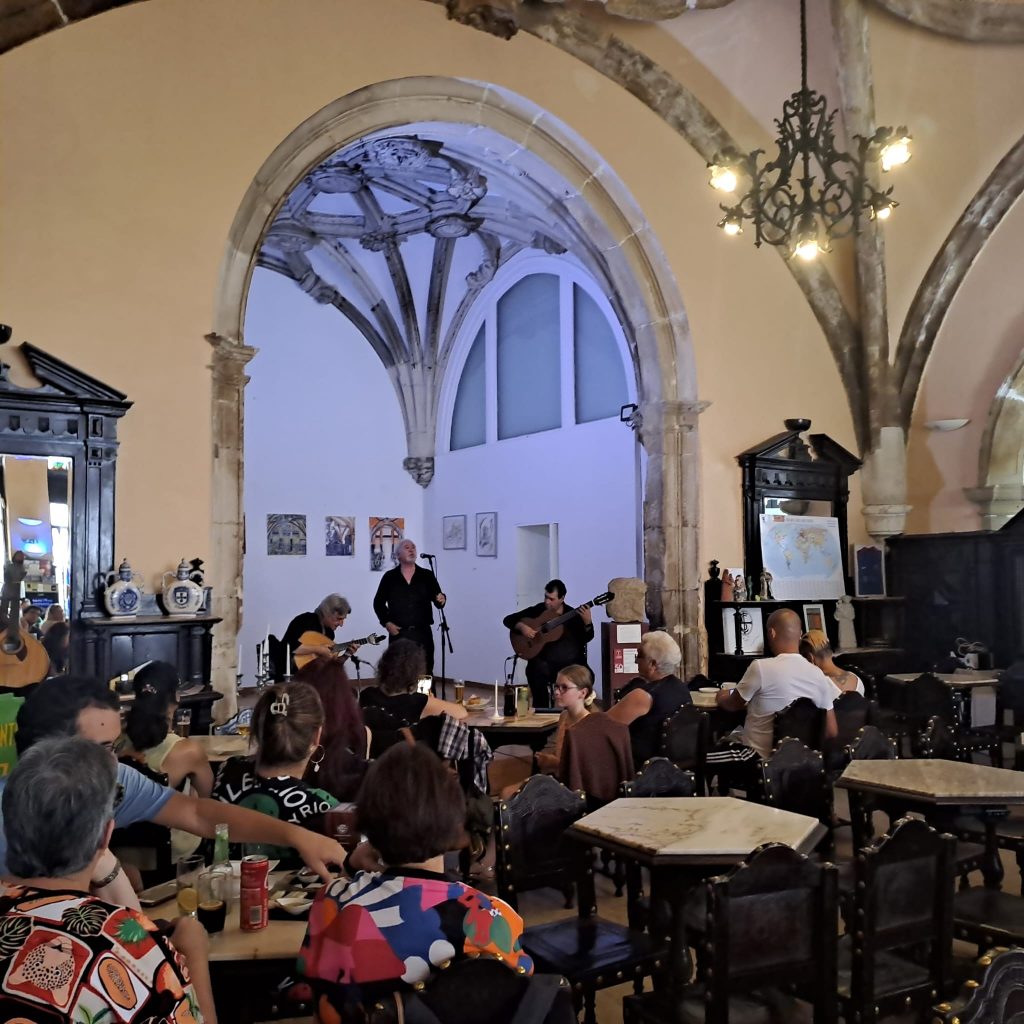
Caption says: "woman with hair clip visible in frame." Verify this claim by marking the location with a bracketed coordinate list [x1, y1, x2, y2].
[212, 681, 339, 867]
[297, 657, 371, 802]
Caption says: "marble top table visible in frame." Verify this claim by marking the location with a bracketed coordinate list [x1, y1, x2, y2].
[884, 671, 1001, 688]
[836, 759, 1024, 806]
[568, 796, 826, 866]
[690, 690, 719, 710]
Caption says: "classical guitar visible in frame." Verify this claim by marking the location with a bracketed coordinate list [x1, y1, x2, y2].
[510, 592, 614, 661]
[0, 615, 50, 689]
[293, 630, 387, 671]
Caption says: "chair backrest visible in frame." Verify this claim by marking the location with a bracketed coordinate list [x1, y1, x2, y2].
[833, 691, 870, 747]
[761, 738, 832, 830]
[703, 843, 838, 1024]
[907, 672, 956, 724]
[851, 817, 955, 1013]
[620, 756, 695, 798]
[997, 666, 1024, 719]
[495, 774, 586, 912]
[914, 715, 960, 760]
[772, 697, 826, 750]
[933, 947, 1024, 1024]
[846, 725, 895, 761]
[658, 705, 709, 789]
[558, 713, 634, 807]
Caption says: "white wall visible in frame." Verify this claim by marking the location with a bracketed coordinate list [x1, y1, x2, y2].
[241, 268, 424, 681]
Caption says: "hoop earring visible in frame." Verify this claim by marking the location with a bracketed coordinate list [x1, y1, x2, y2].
[309, 744, 325, 773]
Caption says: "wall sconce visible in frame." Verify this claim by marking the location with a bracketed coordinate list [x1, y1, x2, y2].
[924, 419, 970, 432]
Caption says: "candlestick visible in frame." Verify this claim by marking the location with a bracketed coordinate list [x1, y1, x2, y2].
[491, 679, 503, 721]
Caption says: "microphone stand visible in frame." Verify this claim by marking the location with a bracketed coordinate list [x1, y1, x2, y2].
[424, 553, 453, 700]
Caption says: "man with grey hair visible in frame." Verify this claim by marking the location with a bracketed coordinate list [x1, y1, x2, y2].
[281, 592, 355, 674]
[607, 630, 691, 768]
[0, 736, 217, 1022]
[373, 539, 445, 674]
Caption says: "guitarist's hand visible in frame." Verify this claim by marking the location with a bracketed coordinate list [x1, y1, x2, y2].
[580, 606, 593, 626]
[517, 623, 538, 641]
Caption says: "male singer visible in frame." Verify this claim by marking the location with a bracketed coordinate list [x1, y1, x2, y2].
[372, 539, 446, 673]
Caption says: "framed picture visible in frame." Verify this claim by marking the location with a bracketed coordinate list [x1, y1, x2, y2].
[721, 606, 764, 655]
[442, 515, 466, 550]
[266, 514, 306, 556]
[854, 543, 886, 597]
[369, 517, 405, 572]
[802, 603, 826, 634]
[325, 516, 355, 556]
[475, 512, 497, 557]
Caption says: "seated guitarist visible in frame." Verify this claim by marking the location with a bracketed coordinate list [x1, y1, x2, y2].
[281, 594, 356, 676]
[503, 579, 593, 709]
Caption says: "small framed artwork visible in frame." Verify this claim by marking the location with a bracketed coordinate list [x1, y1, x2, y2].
[476, 512, 497, 557]
[802, 603, 826, 633]
[442, 515, 467, 551]
[325, 516, 355, 556]
[266, 514, 307, 556]
[854, 543, 886, 597]
[721, 606, 764, 655]
[369, 517, 405, 572]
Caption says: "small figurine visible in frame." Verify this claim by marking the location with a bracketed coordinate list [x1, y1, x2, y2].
[835, 594, 857, 651]
[721, 569, 734, 603]
[759, 569, 774, 601]
[1, 550, 26, 648]
[733, 575, 747, 602]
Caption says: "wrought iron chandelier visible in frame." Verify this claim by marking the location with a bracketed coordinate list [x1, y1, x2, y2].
[708, 0, 911, 261]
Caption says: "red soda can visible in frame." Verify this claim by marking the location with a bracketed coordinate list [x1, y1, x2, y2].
[239, 854, 269, 931]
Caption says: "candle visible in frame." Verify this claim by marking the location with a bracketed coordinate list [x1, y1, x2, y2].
[285, 645, 290, 674]
[237, 644, 242, 669]
[494, 680, 498, 709]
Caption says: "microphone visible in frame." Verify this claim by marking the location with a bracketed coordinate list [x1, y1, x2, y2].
[419, 553, 436, 560]
[349, 653, 363, 667]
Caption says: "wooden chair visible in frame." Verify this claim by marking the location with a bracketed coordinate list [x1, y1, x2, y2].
[772, 697, 826, 751]
[620, 757, 696, 799]
[933, 947, 1024, 1024]
[494, 775, 585, 913]
[841, 726, 895, 850]
[111, 759, 174, 887]
[559, 713, 634, 809]
[501, 782, 665, 1024]
[658, 705, 709, 794]
[824, 691, 871, 775]
[837, 817, 956, 1024]
[954, 888, 1024, 952]
[623, 843, 839, 1024]
[761, 738, 833, 851]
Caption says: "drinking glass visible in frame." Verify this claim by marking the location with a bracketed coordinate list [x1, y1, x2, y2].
[453, 680, 465, 704]
[197, 868, 230, 933]
[176, 853, 205, 917]
[324, 803, 359, 851]
[174, 708, 192, 738]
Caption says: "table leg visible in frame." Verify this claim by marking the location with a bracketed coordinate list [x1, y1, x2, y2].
[981, 817, 1005, 891]
[649, 866, 693, 1021]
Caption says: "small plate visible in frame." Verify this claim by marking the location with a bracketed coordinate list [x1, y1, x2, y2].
[698, 687, 719, 694]
[463, 696, 487, 709]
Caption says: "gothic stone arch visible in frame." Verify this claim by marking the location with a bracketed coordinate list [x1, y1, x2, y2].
[208, 77, 704, 704]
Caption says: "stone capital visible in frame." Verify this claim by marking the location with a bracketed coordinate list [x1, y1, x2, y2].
[965, 484, 1024, 531]
[861, 503, 912, 540]
[207, 333, 258, 387]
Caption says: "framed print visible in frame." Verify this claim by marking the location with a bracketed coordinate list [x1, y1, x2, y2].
[854, 543, 886, 597]
[369, 517, 405, 571]
[266, 514, 306, 556]
[721, 606, 764, 655]
[325, 515, 355, 556]
[475, 512, 497, 557]
[442, 515, 466, 550]
[802, 603, 826, 634]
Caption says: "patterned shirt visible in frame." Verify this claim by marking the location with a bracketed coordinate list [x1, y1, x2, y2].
[0, 885, 201, 1022]
[297, 868, 532, 1018]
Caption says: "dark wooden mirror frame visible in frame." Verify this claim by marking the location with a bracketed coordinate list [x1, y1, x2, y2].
[738, 420, 861, 585]
[0, 343, 131, 662]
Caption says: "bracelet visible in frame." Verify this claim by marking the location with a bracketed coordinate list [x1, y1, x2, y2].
[92, 858, 123, 890]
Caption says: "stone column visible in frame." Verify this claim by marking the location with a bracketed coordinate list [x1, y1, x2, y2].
[965, 484, 1024, 531]
[638, 398, 708, 678]
[207, 333, 257, 721]
[860, 425, 911, 540]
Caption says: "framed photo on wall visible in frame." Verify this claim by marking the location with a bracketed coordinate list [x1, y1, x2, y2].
[443, 515, 467, 550]
[266, 514, 306, 556]
[476, 512, 497, 557]
[802, 603, 826, 634]
[854, 543, 886, 597]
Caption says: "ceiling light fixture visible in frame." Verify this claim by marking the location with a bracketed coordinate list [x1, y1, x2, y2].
[708, 0, 911, 260]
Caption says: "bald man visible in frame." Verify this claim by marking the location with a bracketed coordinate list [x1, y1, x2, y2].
[706, 608, 840, 793]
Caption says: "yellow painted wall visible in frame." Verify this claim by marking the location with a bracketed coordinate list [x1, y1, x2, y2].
[0, 0, 1018, 601]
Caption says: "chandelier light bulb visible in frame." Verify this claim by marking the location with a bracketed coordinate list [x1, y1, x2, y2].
[874, 203, 893, 221]
[880, 135, 912, 172]
[794, 236, 819, 261]
[709, 165, 739, 193]
[720, 214, 743, 236]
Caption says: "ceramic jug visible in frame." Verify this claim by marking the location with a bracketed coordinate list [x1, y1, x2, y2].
[162, 558, 205, 616]
[104, 558, 143, 617]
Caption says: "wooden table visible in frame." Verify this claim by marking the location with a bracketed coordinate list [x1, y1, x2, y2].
[568, 796, 825, 1001]
[191, 734, 251, 761]
[882, 671, 1001, 728]
[836, 759, 1024, 888]
[883, 671, 1001, 688]
[466, 710, 559, 752]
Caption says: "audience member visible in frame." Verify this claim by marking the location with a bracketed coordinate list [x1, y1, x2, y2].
[359, 638, 466, 726]
[39, 603, 66, 635]
[799, 629, 864, 694]
[20, 604, 42, 638]
[41, 621, 70, 674]
[212, 682, 338, 867]
[535, 663, 597, 774]
[4, 676, 345, 881]
[298, 742, 532, 1016]
[607, 630, 691, 767]
[0, 736, 217, 1023]
[297, 658, 370, 801]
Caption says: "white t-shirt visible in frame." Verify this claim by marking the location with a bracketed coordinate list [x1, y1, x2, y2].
[733, 653, 842, 760]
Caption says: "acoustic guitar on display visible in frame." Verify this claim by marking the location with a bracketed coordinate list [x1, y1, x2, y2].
[510, 592, 614, 661]
[0, 615, 50, 689]
[293, 631, 387, 671]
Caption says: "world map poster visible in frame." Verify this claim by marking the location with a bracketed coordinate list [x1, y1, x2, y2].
[759, 514, 846, 600]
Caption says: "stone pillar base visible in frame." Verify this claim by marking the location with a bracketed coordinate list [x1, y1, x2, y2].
[861, 503, 912, 540]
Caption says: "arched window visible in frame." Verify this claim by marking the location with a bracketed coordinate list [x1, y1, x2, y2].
[449, 268, 629, 451]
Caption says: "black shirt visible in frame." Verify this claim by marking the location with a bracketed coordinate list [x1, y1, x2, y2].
[620, 674, 692, 767]
[280, 610, 333, 674]
[373, 566, 442, 630]
[359, 687, 429, 728]
[503, 601, 594, 669]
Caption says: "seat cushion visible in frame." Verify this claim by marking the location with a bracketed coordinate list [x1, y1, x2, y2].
[523, 917, 664, 983]
[836, 936, 930, 1000]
